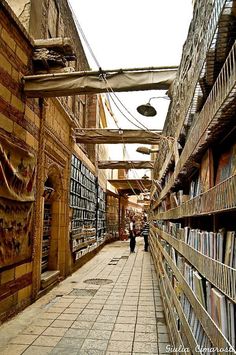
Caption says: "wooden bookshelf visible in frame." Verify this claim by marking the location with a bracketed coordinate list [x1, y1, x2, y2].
[97, 185, 106, 242]
[70, 155, 97, 262]
[151, 234, 234, 352]
[156, 42, 236, 204]
[151, 226, 236, 302]
[150, 238, 201, 355]
[150, 3, 236, 352]
[153, 174, 236, 218]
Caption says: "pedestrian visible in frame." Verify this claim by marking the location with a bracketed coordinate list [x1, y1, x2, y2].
[141, 216, 149, 252]
[129, 218, 136, 253]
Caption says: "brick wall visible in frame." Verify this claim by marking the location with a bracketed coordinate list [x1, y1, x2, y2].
[0, 2, 39, 322]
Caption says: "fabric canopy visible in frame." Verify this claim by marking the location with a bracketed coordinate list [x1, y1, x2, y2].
[23, 69, 177, 97]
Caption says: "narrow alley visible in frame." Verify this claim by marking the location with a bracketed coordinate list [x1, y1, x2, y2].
[0, 239, 170, 355]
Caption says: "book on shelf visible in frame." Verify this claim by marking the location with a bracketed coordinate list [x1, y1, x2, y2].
[193, 270, 206, 309]
[224, 231, 235, 267]
[210, 287, 228, 338]
[215, 142, 236, 185]
[226, 298, 236, 349]
[200, 149, 214, 193]
[205, 281, 212, 315]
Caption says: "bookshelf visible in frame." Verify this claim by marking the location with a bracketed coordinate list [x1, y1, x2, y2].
[70, 155, 97, 261]
[106, 193, 119, 238]
[41, 203, 51, 272]
[150, 1, 236, 353]
[97, 185, 106, 243]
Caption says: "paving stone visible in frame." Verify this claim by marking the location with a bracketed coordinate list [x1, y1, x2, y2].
[110, 331, 134, 341]
[135, 331, 157, 342]
[96, 315, 117, 323]
[116, 316, 136, 324]
[40, 313, 61, 320]
[45, 307, 64, 314]
[56, 336, 84, 348]
[42, 327, 67, 336]
[113, 323, 135, 332]
[10, 334, 38, 345]
[50, 347, 78, 355]
[107, 340, 133, 352]
[0, 344, 28, 355]
[64, 328, 89, 338]
[63, 308, 84, 314]
[92, 322, 114, 331]
[99, 309, 119, 316]
[57, 313, 78, 320]
[71, 321, 94, 330]
[133, 341, 158, 353]
[135, 324, 157, 333]
[137, 317, 156, 325]
[22, 325, 46, 335]
[22, 345, 53, 355]
[87, 329, 111, 340]
[51, 320, 74, 328]
[32, 319, 54, 327]
[33, 335, 61, 347]
[76, 314, 98, 322]
[80, 308, 101, 315]
[78, 350, 105, 355]
[80, 338, 108, 351]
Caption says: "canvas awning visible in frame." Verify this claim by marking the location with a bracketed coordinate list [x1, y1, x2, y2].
[98, 161, 154, 169]
[23, 67, 177, 97]
[108, 179, 152, 196]
[74, 128, 161, 144]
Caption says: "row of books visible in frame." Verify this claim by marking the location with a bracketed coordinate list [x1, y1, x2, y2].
[163, 247, 236, 351]
[163, 257, 214, 351]
[155, 220, 236, 268]
[70, 196, 96, 211]
[183, 260, 235, 347]
[72, 208, 96, 221]
[70, 180, 97, 201]
[180, 294, 213, 350]
[71, 155, 96, 183]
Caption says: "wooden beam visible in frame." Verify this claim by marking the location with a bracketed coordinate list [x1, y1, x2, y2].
[34, 37, 75, 56]
[98, 161, 154, 169]
[75, 129, 162, 144]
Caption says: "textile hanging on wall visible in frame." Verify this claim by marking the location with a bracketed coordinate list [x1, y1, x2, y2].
[0, 135, 36, 268]
[0, 134, 35, 202]
[0, 198, 33, 267]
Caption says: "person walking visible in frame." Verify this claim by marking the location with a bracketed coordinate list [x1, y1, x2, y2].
[141, 216, 149, 252]
[129, 218, 136, 253]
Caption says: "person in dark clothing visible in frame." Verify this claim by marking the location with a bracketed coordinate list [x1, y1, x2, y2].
[141, 216, 149, 251]
[129, 218, 136, 253]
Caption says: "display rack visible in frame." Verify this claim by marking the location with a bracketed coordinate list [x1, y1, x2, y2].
[106, 193, 119, 238]
[150, 1, 236, 353]
[41, 203, 51, 272]
[97, 185, 106, 243]
[70, 155, 97, 261]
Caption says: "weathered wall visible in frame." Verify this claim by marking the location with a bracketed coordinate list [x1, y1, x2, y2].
[0, 1, 38, 322]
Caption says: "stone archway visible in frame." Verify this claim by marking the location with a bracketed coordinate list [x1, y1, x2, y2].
[40, 163, 63, 289]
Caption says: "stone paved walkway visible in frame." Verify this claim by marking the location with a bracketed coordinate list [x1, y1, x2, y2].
[0, 238, 170, 354]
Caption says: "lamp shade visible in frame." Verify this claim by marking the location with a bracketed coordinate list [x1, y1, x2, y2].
[137, 103, 157, 117]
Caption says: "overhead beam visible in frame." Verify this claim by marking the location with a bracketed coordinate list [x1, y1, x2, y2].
[75, 129, 162, 144]
[108, 179, 152, 195]
[23, 67, 177, 97]
[98, 161, 154, 169]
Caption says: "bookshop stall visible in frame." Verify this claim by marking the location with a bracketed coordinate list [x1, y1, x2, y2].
[149, 0, 236, 354]
[70, 155, 97, 263]
[97, 185, 106, 243]
[106, 191, 119, 239]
